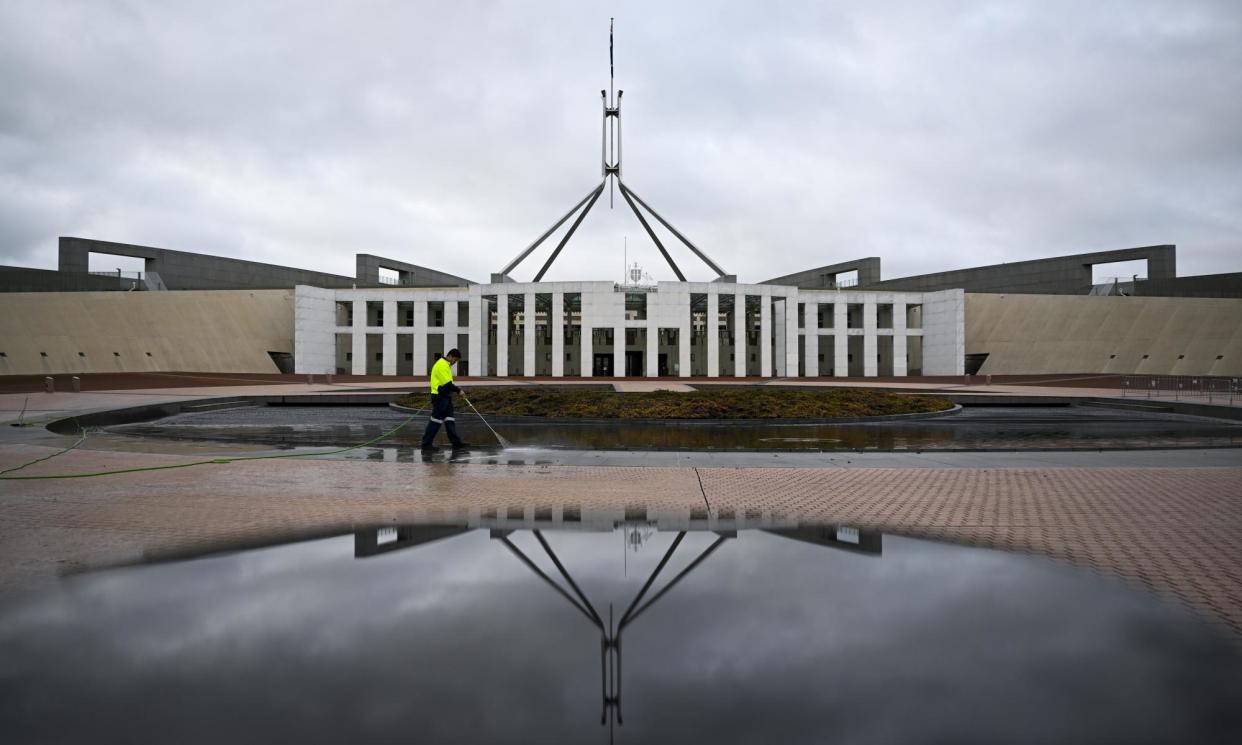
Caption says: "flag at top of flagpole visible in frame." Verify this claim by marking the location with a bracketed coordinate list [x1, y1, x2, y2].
[610, 18, 614, 81]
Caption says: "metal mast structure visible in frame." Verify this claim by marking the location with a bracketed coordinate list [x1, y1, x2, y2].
[495, 19, 731, 284]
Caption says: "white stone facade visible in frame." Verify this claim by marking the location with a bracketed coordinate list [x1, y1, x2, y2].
[294, 282, 965, 377]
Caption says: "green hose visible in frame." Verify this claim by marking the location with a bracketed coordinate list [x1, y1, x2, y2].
[0, 412, 421, 481]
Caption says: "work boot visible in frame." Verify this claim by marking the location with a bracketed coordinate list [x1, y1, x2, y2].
[420, 444, 441, 452]
[450, 442, 472, 451]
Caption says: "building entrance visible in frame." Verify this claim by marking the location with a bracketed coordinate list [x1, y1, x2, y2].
[625, 351, 643, 376]
[593, 353, 613, 377]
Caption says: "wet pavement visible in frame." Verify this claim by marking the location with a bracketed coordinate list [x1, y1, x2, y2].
[108, 403, 1242, 451]
[3, 377, 1241, 698]
[1, 523, 1238, 744]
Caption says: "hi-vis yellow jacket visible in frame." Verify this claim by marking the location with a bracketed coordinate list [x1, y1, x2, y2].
[429, 357, 459, 395]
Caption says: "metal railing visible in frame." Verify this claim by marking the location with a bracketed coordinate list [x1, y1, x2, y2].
[89, 270, 144, 280]
[1120, 375, 1239, 405]
[376, 275, 401, 286]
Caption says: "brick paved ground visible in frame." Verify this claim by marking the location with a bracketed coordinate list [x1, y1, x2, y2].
[2, 443, 1240, 640]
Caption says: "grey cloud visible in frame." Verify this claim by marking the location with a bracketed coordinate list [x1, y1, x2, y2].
[0, 0, 1238, 283]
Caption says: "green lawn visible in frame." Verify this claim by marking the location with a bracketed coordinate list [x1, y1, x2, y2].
[397, 386, 953, 419]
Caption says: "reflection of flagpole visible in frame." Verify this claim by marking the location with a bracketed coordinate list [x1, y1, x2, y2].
[492, 528, 732, 733]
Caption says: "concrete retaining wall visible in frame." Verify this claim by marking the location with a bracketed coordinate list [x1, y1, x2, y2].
[0, 290, 294, 375]
[966, 293, 1242, 375]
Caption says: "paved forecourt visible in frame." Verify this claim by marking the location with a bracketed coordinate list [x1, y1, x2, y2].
[1, 375, 1240, 642]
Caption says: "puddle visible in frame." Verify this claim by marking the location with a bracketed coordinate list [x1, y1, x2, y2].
[1, 520, 1238, 743]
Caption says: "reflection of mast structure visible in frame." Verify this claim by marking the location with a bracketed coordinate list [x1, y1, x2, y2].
[349, 517, 882, 740]
[491, 528, 733, 737]
[494, 19, 732, 284]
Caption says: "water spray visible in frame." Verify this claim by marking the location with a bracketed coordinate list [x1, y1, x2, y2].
[460, 391, 511, 449]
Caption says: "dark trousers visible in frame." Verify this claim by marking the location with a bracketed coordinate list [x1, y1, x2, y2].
[420, 393, 463, 447]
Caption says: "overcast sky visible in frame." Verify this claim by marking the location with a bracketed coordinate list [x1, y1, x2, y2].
[2, 0, 1239, 284]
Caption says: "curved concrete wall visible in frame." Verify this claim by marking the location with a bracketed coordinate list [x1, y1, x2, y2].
[966, 293, 1242, 375]
[0, 290, 293, 375]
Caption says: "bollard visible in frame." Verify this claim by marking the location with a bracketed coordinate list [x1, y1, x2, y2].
[306, 374, 315, 385]
[43, 376, 54, 394]
[985, 374, 992, 385]
[71, 376, 81, 393]
[963, 374, 970, 385]
[326, 373, 334, 384]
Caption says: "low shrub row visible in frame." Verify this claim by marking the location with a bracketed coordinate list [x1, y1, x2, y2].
[397, 386, 953, 420]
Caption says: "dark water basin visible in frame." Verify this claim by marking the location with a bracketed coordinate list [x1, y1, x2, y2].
[1, 519, 1238, 744]
[108, 404, 1242, 451]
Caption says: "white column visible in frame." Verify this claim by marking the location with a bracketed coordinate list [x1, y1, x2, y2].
[551, 290, 564, 377]
[734, 290, 746, 377]
[706, 290, 720, 377]
[893, 299, 907, 377]
[351, 299, 366, 375]
[469, 294, 483, 377]
[833, 300, 848, 377]
[805, 302, 819, 377]
[443, 298, 459, 369]
[773, 299, 787, 377]
[382, 299, 397, 376]
[496, 293, 509, 377]
[523, 291, 536, 377]
[678, 320, 691, 379]
[413, 299, 428, 376]
[581, 323, 592, 378]
[760, 294, 772, 377]
[863, 298, 878, 377]
[614, 326, 625, 377]
[785, 294, 799, 377]
[644, 323, 656, 376]
[921, 289, 965, 375]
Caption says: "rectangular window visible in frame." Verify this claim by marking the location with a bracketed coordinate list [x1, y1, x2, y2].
[818, 303, 833, 328]
[335, 301, 353, 326]
[905, 304, 923, 329]
[847, 303, 863, 329]
[428, 301, 445, 328]
[366, 301, 384, 327]
[877, 304, 893, 329]
[625, 293, 648, 320]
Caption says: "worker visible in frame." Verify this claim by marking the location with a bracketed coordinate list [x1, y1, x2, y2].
[420, 349, 469, 451]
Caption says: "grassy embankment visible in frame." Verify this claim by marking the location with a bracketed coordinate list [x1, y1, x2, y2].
[397, 387, 953, 419]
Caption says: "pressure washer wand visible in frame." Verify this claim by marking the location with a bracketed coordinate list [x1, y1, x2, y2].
[460, 391, 508, 448]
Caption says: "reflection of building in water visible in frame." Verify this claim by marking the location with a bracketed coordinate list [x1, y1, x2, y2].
[353, 525, 469, 557]
[352, 514, 881, 739]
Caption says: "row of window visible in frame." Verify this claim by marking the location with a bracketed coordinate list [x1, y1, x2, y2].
[331, 300, 926, 330]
